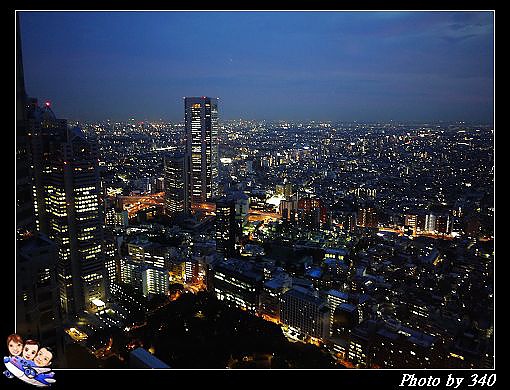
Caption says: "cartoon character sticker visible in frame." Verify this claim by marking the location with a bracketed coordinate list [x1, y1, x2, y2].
[3, 334, 56, 387]
[22, 340, 39, 361]
[7, 334, 23, 357]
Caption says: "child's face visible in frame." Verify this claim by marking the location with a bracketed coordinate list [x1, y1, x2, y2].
[22, 344, 38, 360]
[8, 340, 23, 356]
[34, 348, 53, 367]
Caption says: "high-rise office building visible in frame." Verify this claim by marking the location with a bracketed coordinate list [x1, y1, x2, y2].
[141, 265, 169, 297]
[331, 303, 359, 337]
[404, 211, 451, 235]
[280, 286, 330, 340]
[27, 106, 107, 318]
[16, 16, 65, 364]
[259, 272, 292, 322]
[233, 191, 250, 229]
[103, 227, 119, 290]
[325, 289, 349, 336]
[404, 213, 419, 233]
[27, 102, 68, 234]
[215, 196, 237, 258]
[434, 213, 452, 234]
[120, 257, 142, 291]
[16, 14, 35, 238]
[212, 259, 263, 314]
[17, 234, 64, 363]
[184, 97, 219, 208]
[357, 206, 378, 228]
[343, 212, 357, 232]
[163, 152, 189, 215]
[119, 237, 168, 297]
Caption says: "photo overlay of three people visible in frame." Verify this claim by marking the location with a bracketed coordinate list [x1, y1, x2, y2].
[4, 334, 56, 387]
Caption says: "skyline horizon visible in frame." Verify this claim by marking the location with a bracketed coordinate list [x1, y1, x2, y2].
[37, 105, 495, 126]
[28, 97, 494, 126]
[18, 11, 494, 125]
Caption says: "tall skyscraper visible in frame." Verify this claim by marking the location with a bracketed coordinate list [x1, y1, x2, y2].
[60, 127, 106, 317]
[27, 106, 107, 318]
[16, 15, 65, 365]
[184, 97, 219, 208]
[27, 101, 68, 234]
[163, 152, 189, 216]
[16, 13, 35, 238]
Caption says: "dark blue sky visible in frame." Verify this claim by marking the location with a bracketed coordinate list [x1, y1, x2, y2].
[19, 11, 494, 123]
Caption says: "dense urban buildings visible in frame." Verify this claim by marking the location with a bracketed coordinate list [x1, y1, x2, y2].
[15, 11, 494, 372]
[15, 106, 495, 369]
[37, 116, 491, 370]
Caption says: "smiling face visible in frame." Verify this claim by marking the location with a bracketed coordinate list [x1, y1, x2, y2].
[34, 348, 53, 367]
[22, 343, 39, 360]
[8, 340, 23, 356]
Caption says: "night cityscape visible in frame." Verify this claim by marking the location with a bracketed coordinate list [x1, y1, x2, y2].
[14, 10, 494, 373]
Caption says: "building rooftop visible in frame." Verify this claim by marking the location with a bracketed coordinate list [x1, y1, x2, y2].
[327, 289, 349, 301]
[215, 258, 263, 282]
[284, 286, 324, 307]
[130, 347, 171, 368]
[339, 302, 357, 313]
[324, 247, 349, 256]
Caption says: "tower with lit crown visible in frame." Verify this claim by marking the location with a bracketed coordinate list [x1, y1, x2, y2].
[184, 97, 219, 208]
